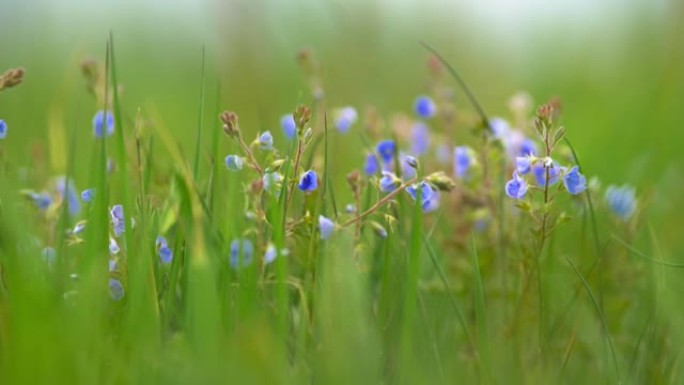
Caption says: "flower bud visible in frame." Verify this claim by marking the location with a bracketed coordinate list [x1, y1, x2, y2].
[220, 111, 240, 137]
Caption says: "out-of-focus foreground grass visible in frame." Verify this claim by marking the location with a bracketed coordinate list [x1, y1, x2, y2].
[0, 0, 683, 384]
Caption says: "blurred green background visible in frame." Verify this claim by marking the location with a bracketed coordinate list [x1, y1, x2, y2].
[1, 0, 682, 248]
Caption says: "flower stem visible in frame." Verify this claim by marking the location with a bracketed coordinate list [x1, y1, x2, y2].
[341, 178, 417, 228]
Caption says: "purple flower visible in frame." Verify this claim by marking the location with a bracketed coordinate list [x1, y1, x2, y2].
[29, 192, 52, 211]
[230, 239, 254, 269]
[335, 106, 358, 133]
[281, 114, 296, 139]
[81, 188, 95, 203]
[414, 96, 436, 119]
[562, 166, 587, 195]
[400, 154, 417, 179]
[605, 185, 637, 220]
[379, 171, 400, 193]
[489, 118, 510, 140]
[264, 244, 289, 265]
[520, 138, 537, 157]
[259, 131, 274, 151]
[298, 170, 318, 192]
[515, 157, 532, 175]
[225, 155, 243, 171]
[410, 122, 430, 156]
[505, 171, 528, 200]
[406, 181, 434, 210]
[110, 204, 125, 237]
[93, 110, 115, 138]
[364, 153, 379, 176]
[156, 236, 173, 264]
[376, 140, 396, 164]
[109, 279, 125, 301]
[533, 162, 560, 187]
[0, 119, 7, 139]
[454, 146, 472, 180]
[319, 216, 335, 240]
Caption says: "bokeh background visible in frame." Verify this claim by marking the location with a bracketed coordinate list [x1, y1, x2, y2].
[1, 0, 682, 250]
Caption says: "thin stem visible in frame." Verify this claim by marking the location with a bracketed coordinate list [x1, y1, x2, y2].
[236, 134, 264, 176]
[285, 138, 304, 215]
[340, 178, 418, 228]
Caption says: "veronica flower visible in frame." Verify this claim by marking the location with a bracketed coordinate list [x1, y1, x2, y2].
[376, 140, 396, 164]
[258, 131, 274, 151]
[110, 204, 125, 237]
[109, 259, 117, 273]
[29, 192, 52, 211]
[319, 215, 335, 240]
[298, 170, 318, 192]
[0, 119, 7, 139]
[263, 172, 283, 196]
[81, 188, 95, 203]
[605, 185, 637, 221]
[562, 166, 587, 195]
[515, 157, 532, 175]
[423, 188, 440, 213]
[73, 221, 87, 235]
[264, 244, 289, 265]
[454, 146, 473, 180]
[505, 171, 528, 200]
[532, 162, 560, 187]
[379, 171, 400, 193]
[225, 155, 243, 171]
[410, 122, 430, 156]
[489, 118, 510, 140]
[345, 204, 356, 214]
[109, 279, 125, 301]
[281, 114, 296, 139]
[55, 177, 81, 216]
[406, 181, 434, 210]
[364, 153, 379, 176]
[400, 154, 417, 179]
[230, 239, 254, 269]
[93, 110, 115, 138]
[414, 96, 436, 119]
[335, 106, 358, 133]
[109, 238, 120, 255]
[156, 235, 173, 264]
[520, 138, 537, 157]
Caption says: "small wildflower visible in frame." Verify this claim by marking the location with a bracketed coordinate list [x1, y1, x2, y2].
[224, 155, 244, 171]
[362, 153, 379, 176]
[29, 192, 52, 211]
[454, 146, 472, 180]
[264, 244, 289, 265]
[533, 162, 560, 187]
[423, 188, 440, 213]
[281, 114, 296, 139]
[335, 106, 358, 133]
[379, 171, 400, 193]
[41, 247, 56, 266]
[410, 122, 430, 156]
[110, 204, 125, 237]
[156, 236, 173, 264]
[81, 188, 95, 203]
[489, 117, 510, 140]
[230, 239, 254, 269]
[400, 154, 417, 179]
[406, 181, 434, 210]
[404, 154, 419, 169]
[505, 171, 528, 200]
[298, 170, 318, 192]
[562, 166, 587, 195]
[109, 259, 117, 272]
[262, 172, 283, 196]
[515, 157, 532, 175]
[93, 110, 115, 138]
[0, 119, 7, 139]
[414, 95, 436, 119]
[220, 111, 240, 137]
[73, 221, 87, 235]
[376, 140, 396, 164]
[109, 279, 125, 301]
[109, 237, 120, 255]
[319, 215, 335, 240]
[520, 138, 537, 156]
[345, 204, 356, 214]
[370, 222, 388, 238]
[605, 185, 637, 221]
[258, 131, 274, 151]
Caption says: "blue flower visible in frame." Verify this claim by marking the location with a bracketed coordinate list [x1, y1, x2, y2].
[376, 140, 396, 164]
[264, 244, 289, 265]
[0, 119, 7, 139]
[410, 122, 430, 156]
[489, 117, 510, 140]
[364, 153, 379, 176]
[156, 236, 173, 264]
[379, 171, 400, 193]
[298, 170, 318, 192]
[109, 259, 117, 272]
[505, 171, 528, 200]
[29, 192, 52, 211]
[345, 204, 356, 214]
[41, 247, 56, 266]
[605, 185, 637, 221]
[400, 154, 417, 179]
[109, 237, 120, 255]
[281, 114, 296, 139]
[259, 131, 274, 151]
[93, 110, 115, 138]
[532, 162, 560, 187]
[423, 188, 440, 213]
[520, 138, 537, 157]
[414, 96, 436, 119]
[454, 146, 472, 180]
[406, 181, 434, 210]
[230, 239, 254, 268]
[263, 172, 283, 196]
[110, 204, 125, 237]
[55, 177, 81, 217]
[319, 215, 335, 240]
[73, 221, 87, 235]
[225, 155, 243, 171]
[109, 279, 125, 301]
[81, 188, 95, 203]
[515, 157, 532, 175]
[562, 166, 587, 195]
[335, 106, 358, 133]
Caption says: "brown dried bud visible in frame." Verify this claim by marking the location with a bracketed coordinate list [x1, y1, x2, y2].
[0, 67, 25, 91]
[293, 105, 311, 130]
[427, 54, 443, 78]
[249, 178, 264, 194]
[220, 111, 239, 137]
[347, 170, 361, 189]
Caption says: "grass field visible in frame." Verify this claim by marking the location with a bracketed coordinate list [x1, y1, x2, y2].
[1, 1, 683, 383]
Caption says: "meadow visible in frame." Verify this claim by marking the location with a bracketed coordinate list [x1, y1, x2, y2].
[0, 1, 683, 384]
